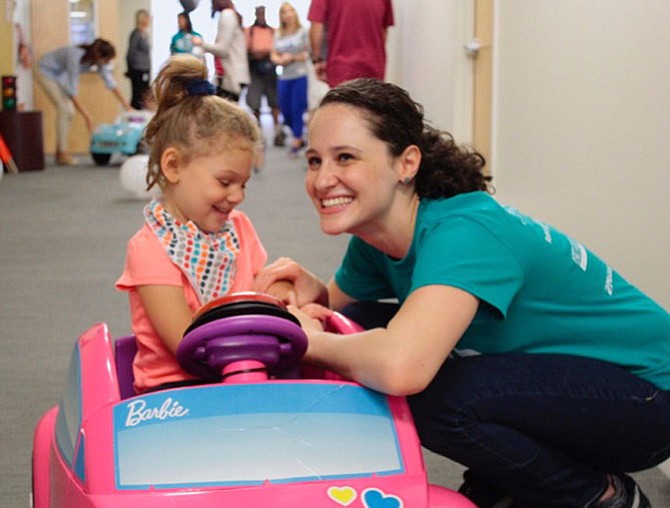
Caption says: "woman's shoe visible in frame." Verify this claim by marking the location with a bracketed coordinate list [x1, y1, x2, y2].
[289, 139, 306, 158]
[595, 474, 651, 508]
[56, 153, 77, 166]
[273, 130, 286, 147]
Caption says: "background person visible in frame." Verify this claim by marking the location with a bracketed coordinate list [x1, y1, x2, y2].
[125, 9, 152, 110]
[36, 38, 132, 166]
[306, 22, 329, 121]
[245, 5, 284, 147]
[194, 0, 250, 102]
[170, 11, 204, 59]
[307, 0, 394, 87]
[254, 78, 670, 508]
[271, 2, 309, 157]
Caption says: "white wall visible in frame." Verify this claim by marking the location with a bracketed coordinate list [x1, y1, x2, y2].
[491, 0, 670, 310]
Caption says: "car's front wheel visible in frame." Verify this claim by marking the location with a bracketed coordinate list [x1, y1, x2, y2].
[91, 152, 111, 166]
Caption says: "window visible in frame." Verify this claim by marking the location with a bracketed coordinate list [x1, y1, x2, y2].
[55, 344, 83, 475]
[69, 0, 95, 45]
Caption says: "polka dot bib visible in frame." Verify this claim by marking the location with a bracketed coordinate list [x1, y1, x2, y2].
[144, 199, 240, 304]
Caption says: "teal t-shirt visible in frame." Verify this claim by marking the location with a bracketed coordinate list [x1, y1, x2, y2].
[170, 31, 203, 55]
[334, 192, 670, 389]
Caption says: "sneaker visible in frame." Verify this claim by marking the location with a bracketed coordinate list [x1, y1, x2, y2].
[273, 130, 286, 147]
[619, 475, 651, 508]
[289, 139, 306, 157]
[55, 154, 77, 166]
[596, 474, 651, 508]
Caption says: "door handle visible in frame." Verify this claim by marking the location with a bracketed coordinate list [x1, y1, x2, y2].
[464, 38, 482, 58]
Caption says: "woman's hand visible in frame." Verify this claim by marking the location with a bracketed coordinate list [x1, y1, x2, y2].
[300, 302, 333, 321]
[278, 53, 293, 65]
[314, 61, 327, 82]
[84, 116, 94, 134]
[254, 257, 329, 307]
[285, 285, 479, 396]
[287, 304, 326, 335]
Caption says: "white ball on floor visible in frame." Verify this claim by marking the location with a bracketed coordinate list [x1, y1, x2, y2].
[120, 155, 158, 200]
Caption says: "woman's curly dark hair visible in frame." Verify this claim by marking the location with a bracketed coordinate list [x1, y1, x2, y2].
[319, 78, 492, 199]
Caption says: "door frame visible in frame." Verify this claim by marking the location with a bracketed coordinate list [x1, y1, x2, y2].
[473, 0, 493, 172]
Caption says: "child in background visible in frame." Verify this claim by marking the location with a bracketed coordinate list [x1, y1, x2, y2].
[117, 55, 273, 393]
[170, 11, 203, 59]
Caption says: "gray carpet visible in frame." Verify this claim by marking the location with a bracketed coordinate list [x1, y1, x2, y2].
[1, 136, 669, 506]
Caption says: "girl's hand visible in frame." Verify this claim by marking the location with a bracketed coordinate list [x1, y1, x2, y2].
[254, 257, 329, 307]
[264, 280, 294, 303]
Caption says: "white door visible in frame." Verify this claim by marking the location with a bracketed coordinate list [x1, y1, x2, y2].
[386, 0, 476, 144]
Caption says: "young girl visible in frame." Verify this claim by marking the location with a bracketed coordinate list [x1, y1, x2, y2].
[117, 55, 272, 394]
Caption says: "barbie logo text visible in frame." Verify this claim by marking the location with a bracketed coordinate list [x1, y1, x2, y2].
[125, 398, 190, 427]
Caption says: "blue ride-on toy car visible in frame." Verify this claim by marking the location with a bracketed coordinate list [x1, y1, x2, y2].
[89, 110, 153, 166]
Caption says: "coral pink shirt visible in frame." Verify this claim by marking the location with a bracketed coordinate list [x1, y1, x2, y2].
[116, 210, 267, 392]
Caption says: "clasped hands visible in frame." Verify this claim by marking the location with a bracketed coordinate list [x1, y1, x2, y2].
[254, 257, 330, 335]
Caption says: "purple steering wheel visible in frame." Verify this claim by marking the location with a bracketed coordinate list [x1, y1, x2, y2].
[177, 312, 308, 381]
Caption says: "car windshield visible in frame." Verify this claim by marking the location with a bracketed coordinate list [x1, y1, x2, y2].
[113, 383, 404, 489]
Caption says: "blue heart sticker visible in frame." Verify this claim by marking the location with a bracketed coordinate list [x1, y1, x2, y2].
[362, 488, 403, 508]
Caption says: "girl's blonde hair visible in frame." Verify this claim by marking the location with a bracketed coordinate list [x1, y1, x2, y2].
[143, 55, 261, 190]
[278, 2, 302, 37]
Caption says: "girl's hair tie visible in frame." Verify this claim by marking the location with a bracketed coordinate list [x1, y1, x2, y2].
[186, 78, 216, 96]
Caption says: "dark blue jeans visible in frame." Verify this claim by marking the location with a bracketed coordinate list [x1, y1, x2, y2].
[341, 302, 670, 508]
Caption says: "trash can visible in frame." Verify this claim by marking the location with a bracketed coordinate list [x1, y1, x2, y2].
[0, 110, 45, 171]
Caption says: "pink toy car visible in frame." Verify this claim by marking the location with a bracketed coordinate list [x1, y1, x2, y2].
[32, 292, 475, 508]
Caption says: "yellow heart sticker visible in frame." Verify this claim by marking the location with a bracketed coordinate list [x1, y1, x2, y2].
[327, 486, 357, 506]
